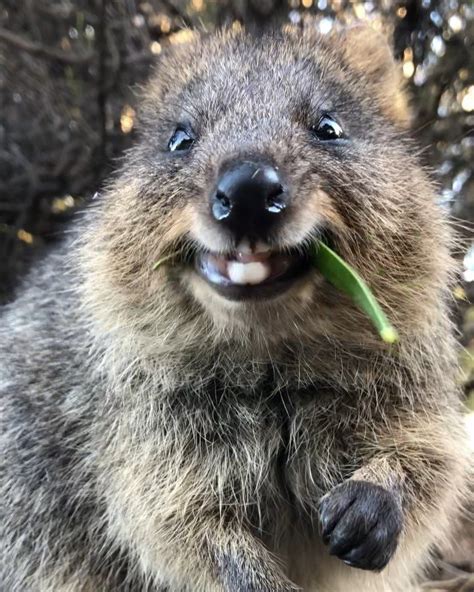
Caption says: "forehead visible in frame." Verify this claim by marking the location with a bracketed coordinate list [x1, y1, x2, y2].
[166, 32, 351, 117]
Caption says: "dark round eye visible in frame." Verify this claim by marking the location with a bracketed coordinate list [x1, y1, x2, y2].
[168, 127, 195, 152]
[312, 115, 344, 141]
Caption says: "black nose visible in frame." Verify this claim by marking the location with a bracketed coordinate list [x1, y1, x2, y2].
[211, 161, 288, 240]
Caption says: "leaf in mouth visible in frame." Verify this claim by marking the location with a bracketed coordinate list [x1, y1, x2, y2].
[312, 242, 398, 344]
[153, 254, 177, 270]
[153, 243, 399, 344]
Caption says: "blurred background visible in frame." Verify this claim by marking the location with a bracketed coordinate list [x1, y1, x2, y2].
[0, 1, 473, 588]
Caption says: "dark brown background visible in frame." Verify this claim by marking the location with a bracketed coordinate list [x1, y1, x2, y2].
[0, 2, 472, 587]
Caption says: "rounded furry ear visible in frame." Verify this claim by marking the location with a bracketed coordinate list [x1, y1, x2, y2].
[335, 25, 411, 127]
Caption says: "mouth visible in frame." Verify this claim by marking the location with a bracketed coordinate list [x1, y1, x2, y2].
[195, 241, 313, 301]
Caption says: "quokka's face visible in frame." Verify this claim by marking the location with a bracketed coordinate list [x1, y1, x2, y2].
[92, 25, 444, 341]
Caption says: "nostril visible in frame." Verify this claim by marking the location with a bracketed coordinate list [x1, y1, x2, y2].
[212, 190, 232, 221]
[265, 184, 287, 214]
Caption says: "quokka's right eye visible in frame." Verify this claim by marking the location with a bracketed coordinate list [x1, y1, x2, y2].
[168, 127, 195, 152]
[311, 115, 344, 141]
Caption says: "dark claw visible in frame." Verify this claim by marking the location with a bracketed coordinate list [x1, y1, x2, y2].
[319, 480, 403, 572]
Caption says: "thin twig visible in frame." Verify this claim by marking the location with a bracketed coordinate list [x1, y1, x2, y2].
[0, 28, 94, 64]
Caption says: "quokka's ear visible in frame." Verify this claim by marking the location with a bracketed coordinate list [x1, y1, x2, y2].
[334, 25, 412, 127]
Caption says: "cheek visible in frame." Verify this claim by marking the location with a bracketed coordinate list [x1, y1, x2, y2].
[97, 198, 196, 298]
[280, 188, 349, 246]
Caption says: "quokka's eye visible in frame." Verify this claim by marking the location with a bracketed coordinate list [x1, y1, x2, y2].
[311, 115, 344, 141]
[168, 127, 195, 152]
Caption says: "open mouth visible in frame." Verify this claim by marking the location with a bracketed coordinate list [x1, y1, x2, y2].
[195, 242, 312, 300]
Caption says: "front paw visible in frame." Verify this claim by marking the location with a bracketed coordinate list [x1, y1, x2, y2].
[319, 480, 403, 571]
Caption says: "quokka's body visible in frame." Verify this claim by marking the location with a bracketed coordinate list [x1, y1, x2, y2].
[0, 22, 470, 592]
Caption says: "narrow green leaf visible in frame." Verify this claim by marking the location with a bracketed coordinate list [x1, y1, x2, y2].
[312, 242, 398, 344]
[153, 254, 176, 270]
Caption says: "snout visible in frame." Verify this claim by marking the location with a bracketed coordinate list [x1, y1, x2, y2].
[193, 160, 312, 300]
[185, 159, 326, 301]
[210, 161, 289, 243]
[188, 159, 328, 301]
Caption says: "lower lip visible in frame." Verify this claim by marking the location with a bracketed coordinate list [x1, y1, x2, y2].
[195, 252, 312, 301]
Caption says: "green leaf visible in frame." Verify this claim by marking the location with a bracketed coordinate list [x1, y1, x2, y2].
[153, 254, 176, 270]
[312, 242, 398, 344]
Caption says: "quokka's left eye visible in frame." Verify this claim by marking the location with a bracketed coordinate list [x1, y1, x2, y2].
[311, 115, 344, 141]
[168, 127, 195, 152]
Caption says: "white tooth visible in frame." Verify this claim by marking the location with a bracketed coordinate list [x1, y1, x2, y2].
[227, 261, 270, 285]
[254, 241, 271, 254]
[236, 239, 252, 254]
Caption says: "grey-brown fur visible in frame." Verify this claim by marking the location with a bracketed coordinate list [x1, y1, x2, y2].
[0, 23, 470, 591]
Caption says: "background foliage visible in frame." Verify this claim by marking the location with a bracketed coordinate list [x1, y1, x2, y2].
[0, 1, 473, 586]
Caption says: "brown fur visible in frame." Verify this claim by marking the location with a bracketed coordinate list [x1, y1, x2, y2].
[0, 23, 470, 592]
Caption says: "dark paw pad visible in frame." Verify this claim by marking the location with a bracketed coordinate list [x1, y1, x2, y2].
[319, 480, 403, 571]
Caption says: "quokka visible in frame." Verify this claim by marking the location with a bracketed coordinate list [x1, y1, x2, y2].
[0, 21, 470, 592]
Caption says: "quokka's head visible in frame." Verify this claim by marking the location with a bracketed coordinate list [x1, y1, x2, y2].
[82, 24, 453, 351]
